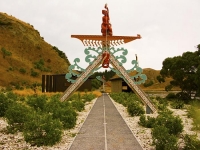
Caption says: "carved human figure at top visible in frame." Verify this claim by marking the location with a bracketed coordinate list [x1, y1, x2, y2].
[101, 4, 113, 36]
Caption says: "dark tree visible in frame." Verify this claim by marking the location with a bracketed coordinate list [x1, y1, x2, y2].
[160, 44, 200, 97]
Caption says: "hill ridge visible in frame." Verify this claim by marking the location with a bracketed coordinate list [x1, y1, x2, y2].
[0, 12, 70, 87]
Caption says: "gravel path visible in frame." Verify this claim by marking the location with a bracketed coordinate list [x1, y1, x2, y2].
[69, 93, 143, 150]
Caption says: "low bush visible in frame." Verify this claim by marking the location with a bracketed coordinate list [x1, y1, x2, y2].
[0, 93, 9, 117]
[30, 69, 39, 77]
[139, 109, 183, 149]
[71, 99, 84, 112]
[5, 102, 33, 133]
[155, 97, 168, 111]
[82, 93, 96, 102]
[44, 96, 77, 129]
[171, 100, 184, 109]
[166, 92, 177, 99]
[156, 111, 183, 135]
[127, 101, 144, 116]
[143, 80, 154, 87]
[152, 125, 178, 150]
[0, 92, 15, 117]
[139, 115, 156, 128]
[183, 134, 200, 150]
[110, 92, 144, 116]
[26, 95, 47, 111]
[2, 92, 82, 146]
[19, 68, 26, 74]
[176, 92, 190, 103]
[187, 101, 200, 130]
[23, 112, 63, 146]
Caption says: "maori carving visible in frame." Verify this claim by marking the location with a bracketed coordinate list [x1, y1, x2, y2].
[102, 50, 110, 68]
[71, 35, 141, 47]
[60, 4, 157, 113]
[101, 4, 113, 36]
[66, 47, 103, 83]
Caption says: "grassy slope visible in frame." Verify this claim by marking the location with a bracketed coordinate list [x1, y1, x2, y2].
[140, 68, 180, 91]
[108, 68, 180, 92]
[0, 12, 70, 87]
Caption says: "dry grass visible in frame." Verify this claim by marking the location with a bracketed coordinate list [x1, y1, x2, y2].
[75, 91, 102, 97]
[12, 88, 102, 98]
[0, 12, 69, 87]
[12, 89, 62, 97]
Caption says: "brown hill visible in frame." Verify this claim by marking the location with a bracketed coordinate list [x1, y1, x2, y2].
[139, 68, 180, 91]
[0, 12, 70, 87]
[109, 68, 180, 91]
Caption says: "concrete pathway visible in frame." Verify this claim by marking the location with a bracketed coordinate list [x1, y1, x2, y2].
[69, 93, 143, 150]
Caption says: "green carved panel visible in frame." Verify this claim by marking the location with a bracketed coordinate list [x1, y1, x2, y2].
[65, 46, 147, 85]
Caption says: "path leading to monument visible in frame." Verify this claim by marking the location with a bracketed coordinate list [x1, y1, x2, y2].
[69, 93, 143, 150]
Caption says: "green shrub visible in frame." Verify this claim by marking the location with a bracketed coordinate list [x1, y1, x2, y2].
[0, 92, 16, 117]
[171, 100, 184, 109]
[44, 97, 77, 129]
[183, 134, 200, 150]
[68, 93, 81, 101]
[165, 85, 173, 92]
[1, 47, 12, 59]
[110, 92, 144, 116]
[187, 102, 200, 130]
[82, 93, 96, 102]
[19, 68, 26, 74]
[110, 92, 140, 107]
[5, 102, 33, 133]
[143, 80, 154, 87]
[127, 101, 144, 116]
[23, 112, 63, 146]
[176, 92, 190, 103]
[146, 116, 156, 128]
[30, 69, 39, 77]
[139, 115, 146, 127]
[52, 46, 70, 65]
[57, 107, 77, 129]
[91, 79, 102, 89]
[26, 95, 47, 111]
[156, 98, 169, 111]
[0, 93, 10, 117]
[6, 92, 18, 101]
[152, 125, 178, 150]
[156, 112, 183, 135]
[71, 99, 85, 112]
[34, 59, 44, 70]
[139, 115, 156, 128]
[166, 92, 177, 99]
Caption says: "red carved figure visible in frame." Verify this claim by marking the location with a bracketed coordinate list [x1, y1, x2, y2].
[102, 50, 110, 68]
[101, 4, 113, 36]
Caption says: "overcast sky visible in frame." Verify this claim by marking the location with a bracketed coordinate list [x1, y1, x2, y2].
[1, 0, 200, 70]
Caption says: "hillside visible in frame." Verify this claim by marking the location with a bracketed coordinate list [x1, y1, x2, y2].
[139, 68, 180, 91]
[109, 68, 180, 91]
[0, 12, 70, 87]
